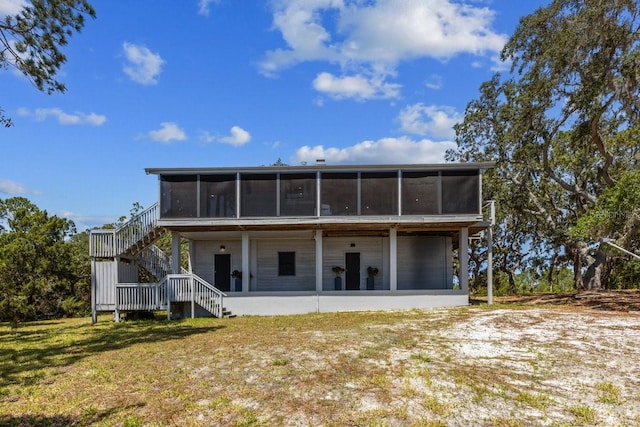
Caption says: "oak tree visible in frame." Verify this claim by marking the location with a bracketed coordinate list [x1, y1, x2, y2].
[450, 0, 640, 291]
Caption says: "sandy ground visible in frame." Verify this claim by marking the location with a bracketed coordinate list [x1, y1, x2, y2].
[399, 304, 640, 426]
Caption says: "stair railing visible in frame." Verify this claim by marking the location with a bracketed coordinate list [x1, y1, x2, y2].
[165, 273, 226, 318]
[116, 282, 164, 312]
[139, 244, 172, 280]
[193, 273, 226, 318]
[115, 203, 161, 255]
[90, 203, 162, 258]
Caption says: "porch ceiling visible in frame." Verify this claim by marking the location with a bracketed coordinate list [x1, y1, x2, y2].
[159, 216, 490, 239]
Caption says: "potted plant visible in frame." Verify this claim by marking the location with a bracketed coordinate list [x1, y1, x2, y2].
[366, 266, 379, 290]
[231, 270, 242, 292]
[332, 266, 345, 290]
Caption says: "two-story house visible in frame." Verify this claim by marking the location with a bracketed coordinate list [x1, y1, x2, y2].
[89, 162, 493, 320]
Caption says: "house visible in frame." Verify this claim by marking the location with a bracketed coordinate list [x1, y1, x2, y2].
[89, 162, 494, 321]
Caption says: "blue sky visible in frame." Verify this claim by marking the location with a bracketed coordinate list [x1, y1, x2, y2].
[1, 0, 547, 231]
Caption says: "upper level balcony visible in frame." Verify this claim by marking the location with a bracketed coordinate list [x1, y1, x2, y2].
[145, 163, 494, 230]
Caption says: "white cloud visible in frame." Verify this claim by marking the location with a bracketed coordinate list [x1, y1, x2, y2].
[198, 126, 251, 146]
[313, 71, 400, 100]
[199, 130, 216, 143]
[397, 103, 461, 139]
[292, 136, 455, 165]
[220, 126, 251, 146]
[198, 0, 219, 16]
[18, 107, 107, 126]
[0, 0, 27, 16]
[425, 74, 443, 90]
[0, 179, 40, 195]
[337, 0, 505, 63]
[122, 42, 164, 85]
[260, 0, 507, 96]
[259, 0, 342, 75]
[148, 122, 187, 143]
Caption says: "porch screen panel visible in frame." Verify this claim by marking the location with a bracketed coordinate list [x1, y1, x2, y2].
[401, 172, 438, 215]
[280, 173, 316, 216]
[441, 170, 479, 214]
[200, 174, 236, 218]
[241, 173, 277, 217]
[160, 175, 197, 218]
[320, 173, 358, 216]
[361, 172, 398, 215]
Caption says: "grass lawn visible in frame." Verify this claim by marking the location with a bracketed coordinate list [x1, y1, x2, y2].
[1, 303, 639, 426]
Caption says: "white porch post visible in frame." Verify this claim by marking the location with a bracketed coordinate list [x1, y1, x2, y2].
[188, 240, 194, 318]
[315, 231, 323, 292]
[459, 227, 469, 293]
[389, 227, 398, 291]
[242, 231, 250, 293]
[487, 200, 495, 305]
[91, 259, 97, 324]
[487, 225, 493, 305]
[171, 231, 181, 273]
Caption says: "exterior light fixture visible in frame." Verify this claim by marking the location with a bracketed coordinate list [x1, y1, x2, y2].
[220, 245, 226, 252]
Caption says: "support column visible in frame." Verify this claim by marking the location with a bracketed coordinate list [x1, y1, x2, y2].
[171, 231, 181, 273]
[487, 200, 495, 305]
[242, 232, 250, 293]
[459, 227, 469, 293]
[487, 226, 493, 305]
[91, 259, 97, 324]
[389, 227, 398, 291]
[315, 231, 323, 292]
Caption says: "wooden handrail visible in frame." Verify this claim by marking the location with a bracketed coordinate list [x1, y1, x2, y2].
[115, 273, 225, 318]
[89, 203, 161, 257]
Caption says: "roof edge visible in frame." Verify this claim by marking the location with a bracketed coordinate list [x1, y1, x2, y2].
[145, 161, 497, 175]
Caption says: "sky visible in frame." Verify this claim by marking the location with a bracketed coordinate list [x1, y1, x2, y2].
[1, 0, 548, 231]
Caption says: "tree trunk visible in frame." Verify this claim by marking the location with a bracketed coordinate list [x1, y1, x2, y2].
[572, 246, 584, 290]
[508, 269, 517, 295]
[547, 253, 558, 292]
[583, 250, 607, 290]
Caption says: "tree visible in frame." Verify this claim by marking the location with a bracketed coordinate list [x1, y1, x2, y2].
[450, 0, 640, 291]
[0, 197, 84, 323]
[574, 170, 640, 288]
[0, 0, 96, 126]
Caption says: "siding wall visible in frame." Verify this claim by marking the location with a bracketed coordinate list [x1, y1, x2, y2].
[397, 236, 453, 290]
[118, 260, 139, 283]
[322, 237, 385, 291]
[191, 234, 453, 293]
[192, 240, 243, 287]
[93, 259, 117, 309]
[254, 239, 316, 291]
[93, 259, 140, 310]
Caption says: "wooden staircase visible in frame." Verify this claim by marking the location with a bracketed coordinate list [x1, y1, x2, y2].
[90, 203, 166, 259]
[90, 203, 231, 320]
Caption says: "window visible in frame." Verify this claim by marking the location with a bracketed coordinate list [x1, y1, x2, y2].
[160, 175, 198, 218]
[361, 172, 398, 215]
[401, 171, 439, 215]
[200, 174, 236, 217]
[241, 173, 277, 217]
[320, 173, 357, 216]
[280, 173, 316, 216]
[441, 170, 479, 214]
[278, 252, 296, 276]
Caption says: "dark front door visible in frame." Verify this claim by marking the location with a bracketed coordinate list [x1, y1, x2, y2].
[345, 252, 360, 290]
[214, 254, 231, 292]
